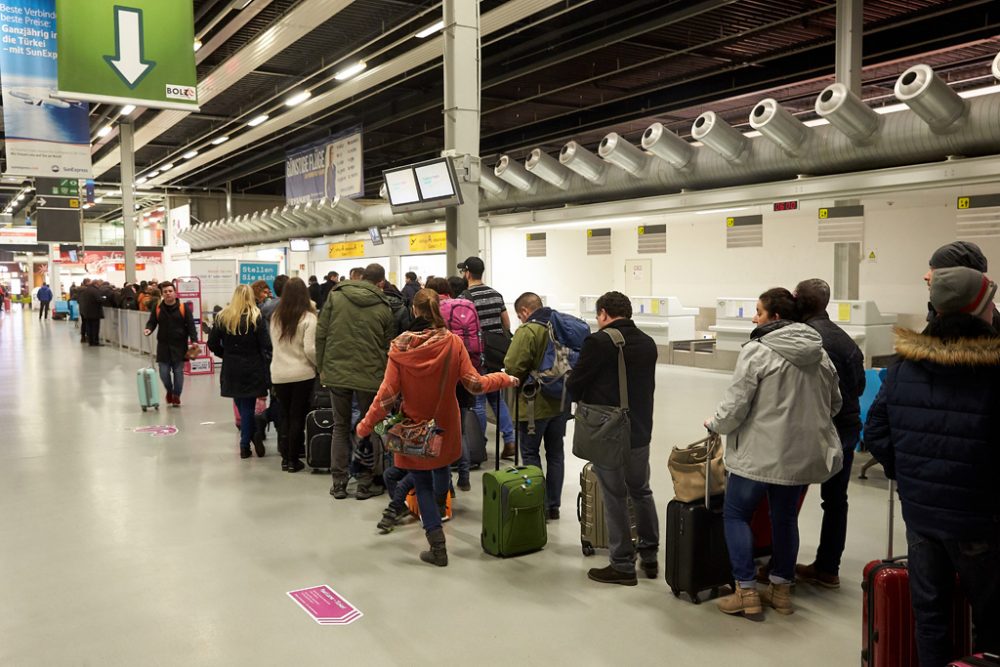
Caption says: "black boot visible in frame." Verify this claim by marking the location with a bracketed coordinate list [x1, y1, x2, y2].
[419, 528, 448, 567]
[281, 457, 290, 472]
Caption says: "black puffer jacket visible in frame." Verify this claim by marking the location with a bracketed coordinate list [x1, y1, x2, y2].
[865, 315, 1000, 541]
[804, 313, 866, 447]
[207, 314, 272, 398]
[566, 319, 658, 449]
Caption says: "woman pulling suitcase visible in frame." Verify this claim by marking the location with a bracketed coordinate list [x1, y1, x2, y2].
[356, 289, 518, 567]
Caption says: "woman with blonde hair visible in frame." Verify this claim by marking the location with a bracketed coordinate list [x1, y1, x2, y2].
[208, 284, 273, 459]
[357, 289, 519, 567]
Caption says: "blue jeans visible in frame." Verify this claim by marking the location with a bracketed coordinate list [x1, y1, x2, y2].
[410, 466, 451, 534]
[474, 391, 515, 444]
[234, 397, 257, 450]
[907, 528, 1000, 667]
[453, 407, 472, 483]
[518, 413, 567, 510]
[383, 465, 414, 510]
[724, 473, 805, 587]
[158, 361, 186, 395]
[814, 444, 855, 575]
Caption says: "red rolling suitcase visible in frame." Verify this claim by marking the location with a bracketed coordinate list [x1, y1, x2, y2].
[861, 480, 972, 666]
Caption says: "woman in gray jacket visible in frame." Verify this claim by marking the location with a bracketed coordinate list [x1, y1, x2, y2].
[706, 288, 843, 620]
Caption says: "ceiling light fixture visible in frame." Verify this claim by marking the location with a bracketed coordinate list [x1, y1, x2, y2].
[246, 113, 269, 127]
[182, 150, 199, 159]
[415, 20, 444, 39]
[146, 170, 159, 178]
[233, 0, 255, 9]
[334, 61, 366, 81]
[97, 125, 113, 138]
[284, 90, 311, 107]
[693, 207, 750, 216]
[211, 136, 230, 145]
[136, 176, 148, 185]
[193, 39, 202, 52]
[160, 163, 174, 171]
[120, 104, 136, 116]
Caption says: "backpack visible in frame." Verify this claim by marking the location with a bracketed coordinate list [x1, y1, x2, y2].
[440, 298, 483, 369]
[527, 310, 591, 406]
[156, 302, 186, 319]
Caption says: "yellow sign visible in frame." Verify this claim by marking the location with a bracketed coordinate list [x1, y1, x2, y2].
[328, 241, 365, 259]
[69, 198, 80, 209]
[837, 303, 851, 322]
[957, 197, 971, 210]
[726, 217, 735, 227]
[587, 229, 593, 237]
[638, 226, 645, 235]
[409, 231, 446, 252]
[818, 208, 829, 219]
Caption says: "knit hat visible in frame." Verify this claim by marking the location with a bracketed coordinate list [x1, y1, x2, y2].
[930, 267, 997, 317]
[929, 241, 988, 271]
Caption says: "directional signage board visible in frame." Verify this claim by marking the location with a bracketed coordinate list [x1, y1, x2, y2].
[54, 0, 199, 111]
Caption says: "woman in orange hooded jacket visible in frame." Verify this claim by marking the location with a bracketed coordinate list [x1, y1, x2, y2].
[357, 288, 518, 567]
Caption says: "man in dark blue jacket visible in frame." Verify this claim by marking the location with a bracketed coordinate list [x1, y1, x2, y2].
[37, 283, 53, 320]
[866, 266, 1000, 667]
[793, 279, 866, 589]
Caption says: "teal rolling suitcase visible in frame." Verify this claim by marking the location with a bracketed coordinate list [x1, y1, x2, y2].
[481, 391, 547, 557]
[137, 336, 160, 412]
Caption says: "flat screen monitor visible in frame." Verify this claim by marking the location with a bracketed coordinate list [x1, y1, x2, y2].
[289, 238, 310, 252]
[368, 226, 384, 246]
[383, 157, 464, 213]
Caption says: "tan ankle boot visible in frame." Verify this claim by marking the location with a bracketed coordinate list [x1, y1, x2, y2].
[717, 584, 763, 617]
[760, 582, 794, 615]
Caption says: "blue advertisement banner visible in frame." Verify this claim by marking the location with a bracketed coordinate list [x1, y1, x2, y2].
[0, 0, 91, 176]
[285, 127, 363, 206]
[238, 261, 279, 291]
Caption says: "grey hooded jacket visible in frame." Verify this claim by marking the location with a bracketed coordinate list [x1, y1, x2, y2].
[708, 322, 844, 486]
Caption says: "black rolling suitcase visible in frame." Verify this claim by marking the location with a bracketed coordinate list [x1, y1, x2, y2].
[306, 409, 333, 472]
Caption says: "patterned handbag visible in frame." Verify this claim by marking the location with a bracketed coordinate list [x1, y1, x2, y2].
[383, 350, 451, 459]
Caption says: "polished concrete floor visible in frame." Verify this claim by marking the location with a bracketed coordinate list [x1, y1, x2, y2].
[0, 308, 903, 666]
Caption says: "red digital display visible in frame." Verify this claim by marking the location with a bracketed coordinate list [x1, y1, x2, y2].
[773, 200, 799, 212]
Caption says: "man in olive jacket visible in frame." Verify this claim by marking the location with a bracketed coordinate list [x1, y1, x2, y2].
[316, 263, 396, 500]
[503, 292, 569, 520]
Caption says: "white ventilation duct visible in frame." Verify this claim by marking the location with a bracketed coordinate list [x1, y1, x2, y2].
[641, 122, 693, 169]
[749, 98, 808, 156]
[692, 111, 749, 162]
[479, 169, 508, 196]
[815, 83, 880, 145]
[894, 64, 968, 133]
[494, 155, 535, 192]
[560, 141, 608, 184]
[525, 149, 572, 189]
[598, 133, 650, 176]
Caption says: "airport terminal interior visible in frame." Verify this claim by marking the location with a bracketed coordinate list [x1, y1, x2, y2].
[1, 0, 1000, 665]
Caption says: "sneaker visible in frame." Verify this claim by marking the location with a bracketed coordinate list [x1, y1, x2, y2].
[329, 483, 348, 499]
[281, 458, 290, 472]
[501, 443, 516, 460]
[795, 562, 840, 589]
[355, 484, 384, 500]
[172, 394, 181, 407]
[717, 584, 764, 619]
[760, 582, 795, 615]
[640, 561, 659, 579]
[377, 505, 407, 533]
[546, 508, 560, 521]
[286, 460, 305, 473]
[457, 478, 472, 492]
[587, 565, 638, 587]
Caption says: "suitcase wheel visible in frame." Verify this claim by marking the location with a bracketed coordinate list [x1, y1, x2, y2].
[582, 543, 595, 557]
[671, 588, 680, 598]
[690, 593, 701, 605]
[141, 406, 147, 412]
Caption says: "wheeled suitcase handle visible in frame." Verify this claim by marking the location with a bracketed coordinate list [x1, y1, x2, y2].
[886, 479, 898, 561]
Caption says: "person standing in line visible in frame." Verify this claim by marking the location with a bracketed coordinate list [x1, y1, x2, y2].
[251, 280, 272, 306]
[707, 288, 842, 619]
[77, 279, 107, 347]
[567, 291, 660, 586]
[793, 278, 866, 589]
[144, 283, 198, 407]
[922, 241, 1000, 330]
[76, 278, 92, 342]
[37, 283, 52, 320]
[260, 274, 288, 327]
[504, 292, 571, 521]
[269, 278, 317, 473]
[308, 275, 321, 307]
[316, 263, 396, 500]
[357, 288, 518, 566]
[402, 271, 421, 306]
[348, 267, 364, 281]
[208, 284, 272, 459]
[457, 256, 517, 459]
[866, 267, 1000, 667]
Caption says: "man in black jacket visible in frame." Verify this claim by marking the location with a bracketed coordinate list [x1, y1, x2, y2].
[793, 278, 866, 589]
[144, 284, 198, 406]
[318, 271, 338, 311]
[77, 280, 107, 346]
[566, 291, 659, 586]
[866, 267, 1000, 666]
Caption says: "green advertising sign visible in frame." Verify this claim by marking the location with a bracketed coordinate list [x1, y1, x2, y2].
[55, 0, 199, 111]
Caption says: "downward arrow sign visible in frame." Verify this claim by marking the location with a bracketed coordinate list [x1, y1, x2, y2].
[103, 6, 155, 89]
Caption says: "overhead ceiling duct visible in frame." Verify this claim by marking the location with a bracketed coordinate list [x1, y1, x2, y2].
[525, 149, 571, 189]
[479, 169, 508, 196]
[894, 64, 968, 133]
[598, 133, 650, 176]
[641, 123, 693, 170]
[494, 155, 536, 192]
[749, 98, 808, 156]
[560, 141, 608, 184]
[815, 83, 880, 145]
[691, 111, 749, 162]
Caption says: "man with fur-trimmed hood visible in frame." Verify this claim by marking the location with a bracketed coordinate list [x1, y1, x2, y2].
[865, 266, 1000, 667]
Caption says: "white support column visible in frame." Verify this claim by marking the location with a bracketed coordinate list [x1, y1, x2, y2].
[443, 0, 481, 273]
[836, 0, 863, 97]
[120, 120, 137, 284]
[48, 243, 61, 301]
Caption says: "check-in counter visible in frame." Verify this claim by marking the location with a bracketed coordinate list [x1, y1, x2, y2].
[579, 295, 698, 345]
[708, 297, 757, 368]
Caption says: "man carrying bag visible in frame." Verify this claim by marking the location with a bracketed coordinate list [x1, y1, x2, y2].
[567, 291, 659, 586]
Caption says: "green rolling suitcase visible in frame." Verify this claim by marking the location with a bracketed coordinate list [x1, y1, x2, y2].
[481, 391, 547, 557]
